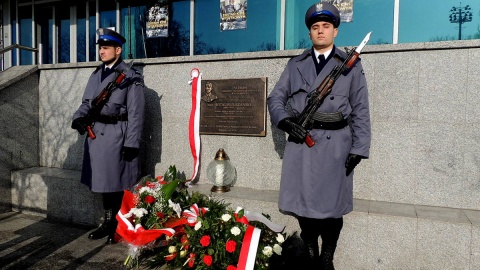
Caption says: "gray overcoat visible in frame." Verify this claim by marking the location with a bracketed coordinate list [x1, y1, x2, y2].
[267, 46, 371, 219]
[73, 61, 146, 193]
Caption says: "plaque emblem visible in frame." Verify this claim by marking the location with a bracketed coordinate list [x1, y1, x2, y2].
[201, 82, 218, 103]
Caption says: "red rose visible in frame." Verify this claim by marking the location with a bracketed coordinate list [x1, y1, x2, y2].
[135, 185, 142, 190]
[188, 253, 195, 268]
[156, 175, 168, 185]
[227, 265, 237, 270]
[144, 195, 156, 204]
[156, 212, 164, 219]
[200, 235, 211, 247]
[225, 240, 237, 253]
[146, 181, 156, 188]
[203, 254, 213, 266]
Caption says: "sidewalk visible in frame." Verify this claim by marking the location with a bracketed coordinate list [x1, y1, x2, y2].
[0, 212, 142, 270]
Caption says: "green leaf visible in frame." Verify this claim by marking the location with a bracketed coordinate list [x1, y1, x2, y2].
[164, 165, 177, 182]
[161, 180, 179, 201]
[237, 208, 245, 218]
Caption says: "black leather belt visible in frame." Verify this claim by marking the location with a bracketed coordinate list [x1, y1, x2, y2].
[96, 114, 128, 124]
[311, 118, 348, 130]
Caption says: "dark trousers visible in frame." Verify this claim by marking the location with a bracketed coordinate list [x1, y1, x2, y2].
[102, 191, 124, 214]
[297, 216, 343, 269]
[298, 216, 343, 248]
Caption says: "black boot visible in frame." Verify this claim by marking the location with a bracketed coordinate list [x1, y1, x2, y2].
[106, 214, 119, 244]
[318, 218, 343, 270]
[88, 209, 114, 240]
[319, 245, 336, 270]
[303, 239, 320, 268]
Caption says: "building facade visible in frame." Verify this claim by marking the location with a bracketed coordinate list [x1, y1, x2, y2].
[1, 0, 480, 70]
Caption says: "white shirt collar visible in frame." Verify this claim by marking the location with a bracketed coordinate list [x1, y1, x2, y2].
[105, 63, 115, 70]
[314, 48, 333, 62]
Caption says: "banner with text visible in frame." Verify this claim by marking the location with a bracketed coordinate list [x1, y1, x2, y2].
[146, 2, 169, 38]
[323, 0, 354, 22]
[220, 0, 247, 31]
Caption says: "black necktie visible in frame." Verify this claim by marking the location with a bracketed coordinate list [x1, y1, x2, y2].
[318, 54, 326, 65]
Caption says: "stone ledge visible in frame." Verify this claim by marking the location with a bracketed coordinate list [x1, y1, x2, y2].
[189, 183, 480, 227]
[11, 167, 480, 228]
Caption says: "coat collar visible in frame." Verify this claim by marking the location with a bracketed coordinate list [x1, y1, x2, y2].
[295, 46, 347, 93]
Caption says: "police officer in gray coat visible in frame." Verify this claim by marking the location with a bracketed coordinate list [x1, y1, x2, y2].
[71, 28, 146, 244]
[267, 3, 371, 269]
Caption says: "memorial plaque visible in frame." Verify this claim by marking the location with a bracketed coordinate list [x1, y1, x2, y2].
[200, 77, 267, 136]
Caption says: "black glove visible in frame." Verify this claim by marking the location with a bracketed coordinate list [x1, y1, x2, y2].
[345, 154, 364, 176]
[278, 117, 307, 144]
[71, 117, 88, 135]
[122, 147, 139, 162]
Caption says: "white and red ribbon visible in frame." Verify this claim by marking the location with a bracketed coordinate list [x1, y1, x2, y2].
[116, 190, 175, 246]
[234, 207, 285, 270]
[237, 226, 261, 270]
[235, 207, 285, 233]
[181, 203, 208, 226]
[188, 68, 202, 182]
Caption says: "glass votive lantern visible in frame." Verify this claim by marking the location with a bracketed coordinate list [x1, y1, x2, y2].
[206, 148, 236, 193]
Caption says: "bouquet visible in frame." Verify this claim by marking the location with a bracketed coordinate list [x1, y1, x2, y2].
[117, 165, 288, 270]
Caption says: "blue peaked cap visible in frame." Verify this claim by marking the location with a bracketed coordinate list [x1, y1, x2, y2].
[96, 28, 126, 46]
[305, 2, 341, 29]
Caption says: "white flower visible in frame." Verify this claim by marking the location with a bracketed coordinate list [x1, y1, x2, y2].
[230, 226, 241, 236]
[168, 199, 182, 218]
[273, 244, 282, 255]
[221, 214, 232, 222]
[168, 246, 177, 253]
[276, 233, 285, 243]
[128, 208, 148, 218]
[262, 246, 273, 257]
[138, 186, 154, 195]
[180, 250, 187, 257]
[194, 221, 202, 231]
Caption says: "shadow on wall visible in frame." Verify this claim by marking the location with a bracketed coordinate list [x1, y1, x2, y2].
[271, 123, 286, 159]
[140, 87, 162, 178]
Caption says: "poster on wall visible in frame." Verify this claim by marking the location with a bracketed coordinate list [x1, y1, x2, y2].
[322, 0, 354, 22]
[146, 2, 169, 38]
[220, 0, 247, 31]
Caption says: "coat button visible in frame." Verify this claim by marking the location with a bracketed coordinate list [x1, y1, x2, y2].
[327, 135, 331, 139]
[330, 96, 334, 100]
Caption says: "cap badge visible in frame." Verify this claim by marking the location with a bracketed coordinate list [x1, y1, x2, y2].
[316, 3, 323, 12]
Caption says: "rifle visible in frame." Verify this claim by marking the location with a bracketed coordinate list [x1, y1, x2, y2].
[85, 61, 134, 139]
[297, 32, 371, 147]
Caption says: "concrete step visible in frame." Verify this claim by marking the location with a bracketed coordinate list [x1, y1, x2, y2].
[11, 167, 103, 226]
[11, 167, 480, 269]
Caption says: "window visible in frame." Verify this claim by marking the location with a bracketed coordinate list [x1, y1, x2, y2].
[195, 0, 279, 55]
[286, 0, 394, 50]
[18, 5, 32, 64]
[77, 3, 87, 62]
[88, 1, 96, 61]
[58, 2, 70, 63]
[143, 0, 191, 58]
[36, 5, 54, 64]
[120, 5, 147, 60]
[399, 0, 480, 43]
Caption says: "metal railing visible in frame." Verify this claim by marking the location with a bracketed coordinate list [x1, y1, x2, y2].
[0, 44, 39, 71]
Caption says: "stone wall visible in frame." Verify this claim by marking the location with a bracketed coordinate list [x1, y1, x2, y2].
[0, 66, 39, 212]
[33, 39, 480, 211]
